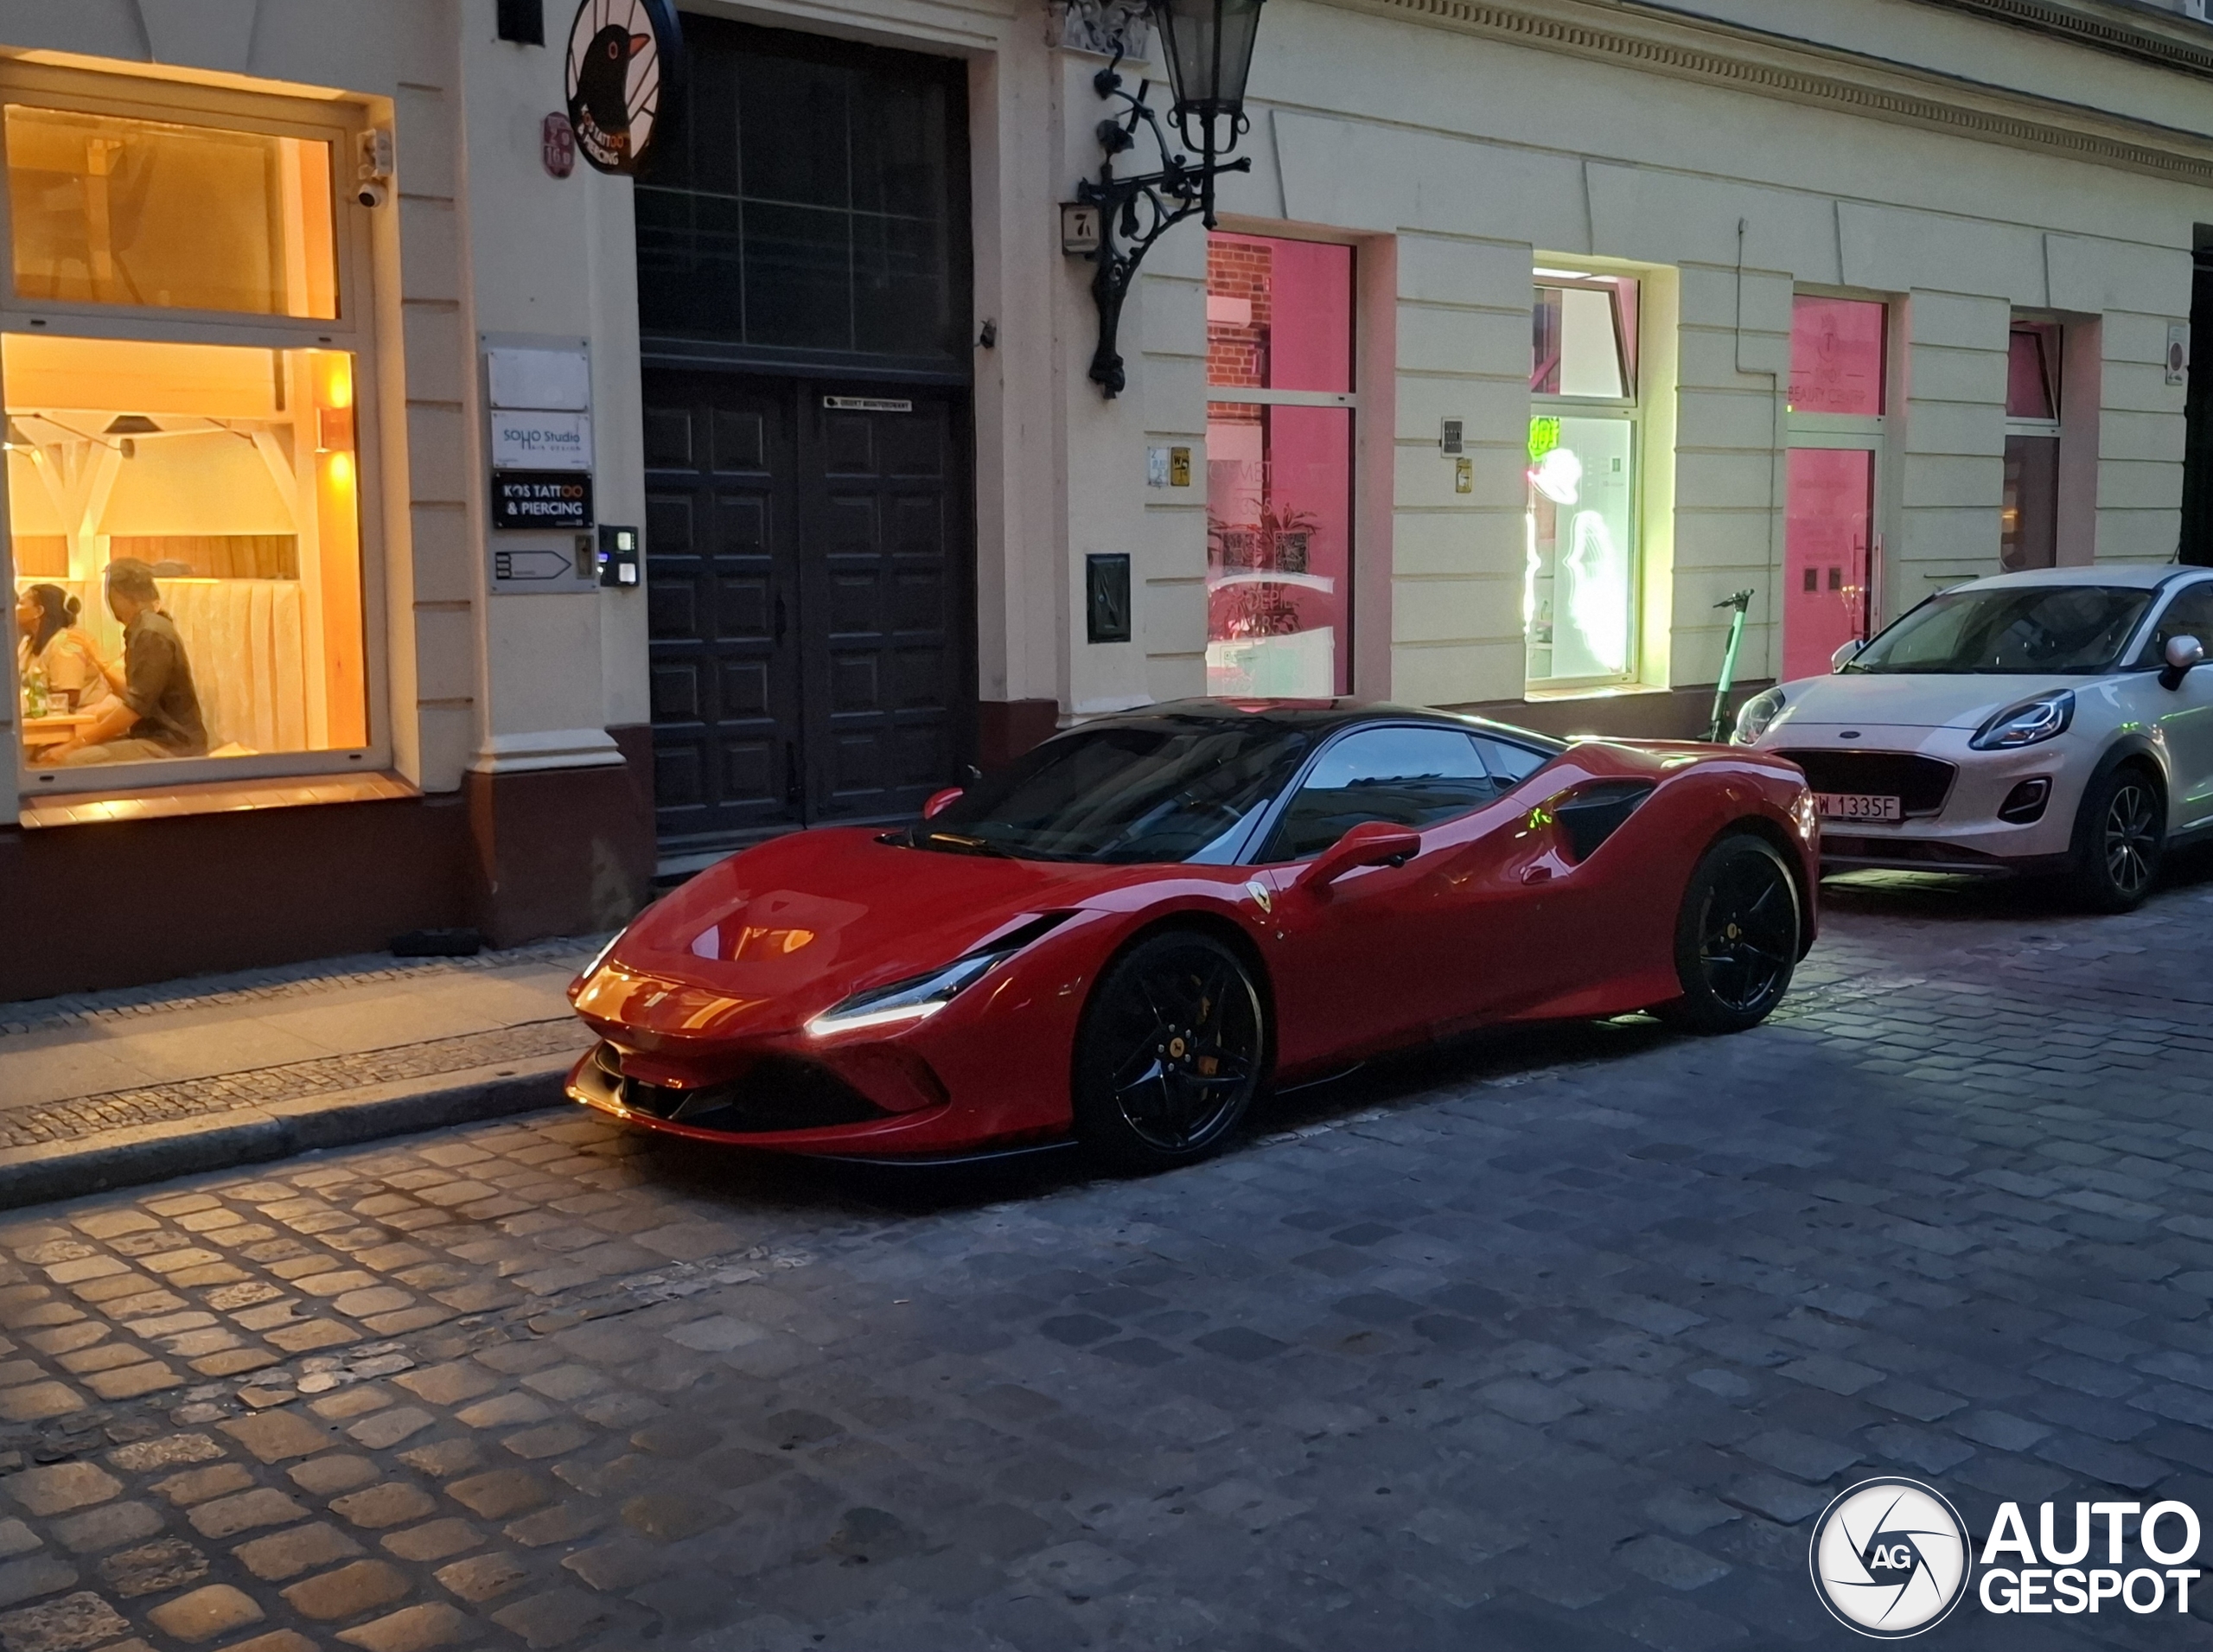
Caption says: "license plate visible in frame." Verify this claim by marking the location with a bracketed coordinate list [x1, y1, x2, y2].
[1816, 792, 1901, 823]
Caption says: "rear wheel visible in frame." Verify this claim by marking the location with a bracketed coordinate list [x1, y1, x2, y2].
[1073, 930, 1266, 1173]
[1657, 833, 1801, 1035]
[2070, 764, 2163, 913]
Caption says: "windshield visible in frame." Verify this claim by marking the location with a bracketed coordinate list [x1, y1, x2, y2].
[913, 721, 1314, 864]
[1846, 585, 2152, 674]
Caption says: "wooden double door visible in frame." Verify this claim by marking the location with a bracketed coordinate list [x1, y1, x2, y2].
[643, 374, 970, 852]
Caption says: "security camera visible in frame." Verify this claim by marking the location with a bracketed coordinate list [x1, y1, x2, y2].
[354, 128, 394, 209]
[355, 179, 390, 209]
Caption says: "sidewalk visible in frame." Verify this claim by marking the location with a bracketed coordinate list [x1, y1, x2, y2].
[0, 937, 603, 1208]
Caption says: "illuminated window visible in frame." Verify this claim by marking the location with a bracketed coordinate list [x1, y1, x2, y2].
[1205, 234, 1355, 698]
[6, 86, 372, 787]
[1527, 270, 1639, 687]
[1783, 296, 1889, 678]
[6, 105, 337, 318]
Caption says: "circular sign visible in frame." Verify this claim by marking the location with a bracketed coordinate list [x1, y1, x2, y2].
[1808, 1478, 1971, 1639]
[564, 0, 681, 176]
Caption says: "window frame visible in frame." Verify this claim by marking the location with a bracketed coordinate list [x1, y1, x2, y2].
[1527, 263, 1645, 695]
[0, 63, 389, 806]
[1784, 290, 1896, 649]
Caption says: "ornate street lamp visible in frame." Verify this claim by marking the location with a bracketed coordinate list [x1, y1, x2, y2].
[1064, 0, 1269, 397]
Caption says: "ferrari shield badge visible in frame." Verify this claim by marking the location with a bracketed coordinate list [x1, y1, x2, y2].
[1245, 879, 1272, 914]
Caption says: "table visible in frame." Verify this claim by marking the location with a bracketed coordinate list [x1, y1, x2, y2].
[20, 711, 98, 750]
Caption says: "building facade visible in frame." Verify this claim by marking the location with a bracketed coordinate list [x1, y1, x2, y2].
[3, 0, 2211, 998]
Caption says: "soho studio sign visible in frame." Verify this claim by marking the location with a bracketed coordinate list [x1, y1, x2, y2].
[1809, 1478, 2206, 1637]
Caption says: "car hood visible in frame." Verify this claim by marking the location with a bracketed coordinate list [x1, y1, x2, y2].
[1765, 671, 2089, 734]
[572, 826, 1132, 1042]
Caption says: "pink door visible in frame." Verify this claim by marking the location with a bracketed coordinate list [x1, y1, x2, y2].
[1784, 448, 1874, 681]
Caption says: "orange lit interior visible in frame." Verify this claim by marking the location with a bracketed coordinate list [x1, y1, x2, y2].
[8, 332, 367, 755]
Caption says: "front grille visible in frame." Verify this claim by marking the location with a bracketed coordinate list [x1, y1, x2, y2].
[1774, 750, 1957, 817]
[593, 1043, 889, 1133]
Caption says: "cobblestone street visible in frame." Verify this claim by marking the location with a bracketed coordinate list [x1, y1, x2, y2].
[3, 871, 2213, 1650]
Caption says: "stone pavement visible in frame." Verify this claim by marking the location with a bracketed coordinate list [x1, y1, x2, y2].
[0, 944, 600, 1156]
[0, 873, 2211, 1648]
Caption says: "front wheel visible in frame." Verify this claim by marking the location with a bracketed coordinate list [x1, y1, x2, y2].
[1657, 832, 1802, 1035]
[1072, 930, 1267, 1173]
[2070, 765, 2164, 913]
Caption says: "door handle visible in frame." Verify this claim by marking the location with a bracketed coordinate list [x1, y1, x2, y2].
[784, 741, 801, 807]
[774, 593, 788, 645]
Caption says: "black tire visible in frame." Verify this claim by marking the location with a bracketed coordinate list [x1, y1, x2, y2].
[1657, 832, 1802, 1035]
[2070, 763, 2164, 913]
[1072, 929, 1267, 1173]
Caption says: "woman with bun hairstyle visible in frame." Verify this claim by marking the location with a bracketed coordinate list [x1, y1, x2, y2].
[14, 583, 115, 711]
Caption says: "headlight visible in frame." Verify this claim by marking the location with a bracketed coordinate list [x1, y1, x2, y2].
[1733, 687, 1785, 744]
[571, 929, 624, 994]
[1971, 691, 2074, 751]
[805, 915, 1071, 1037]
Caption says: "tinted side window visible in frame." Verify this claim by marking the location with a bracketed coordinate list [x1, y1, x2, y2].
[1267, 727, 1494, 860]
[1471, 735, 1552, 789]
[2139, 584, 2213, 667]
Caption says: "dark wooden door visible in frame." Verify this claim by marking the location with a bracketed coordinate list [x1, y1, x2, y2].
[800, 392, 962, 822]
[644, 378, 804, 845]
[644, 374, 968, 850]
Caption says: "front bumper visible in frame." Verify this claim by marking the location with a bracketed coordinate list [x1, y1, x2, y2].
[1760, 720, 2097, 876]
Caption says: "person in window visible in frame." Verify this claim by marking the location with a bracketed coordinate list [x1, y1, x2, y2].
[14, 583, 112, 714]
[32, 559, 207, 766]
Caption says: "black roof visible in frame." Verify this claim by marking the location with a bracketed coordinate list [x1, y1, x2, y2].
[1092, 698, 1567, 751]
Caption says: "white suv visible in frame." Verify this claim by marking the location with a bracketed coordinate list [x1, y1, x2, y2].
[1733, 565, 2213, 910]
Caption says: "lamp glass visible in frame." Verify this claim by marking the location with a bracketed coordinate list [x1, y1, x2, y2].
[1153, 0, 1266, 119]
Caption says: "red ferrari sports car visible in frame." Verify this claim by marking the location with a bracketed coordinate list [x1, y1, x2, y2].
[568, 700, 1817, 1170]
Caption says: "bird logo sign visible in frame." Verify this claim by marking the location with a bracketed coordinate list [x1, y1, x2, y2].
[564, 0, 679, 175]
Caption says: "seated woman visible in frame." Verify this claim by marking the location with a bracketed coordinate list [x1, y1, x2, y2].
[15, 583, 113, 713]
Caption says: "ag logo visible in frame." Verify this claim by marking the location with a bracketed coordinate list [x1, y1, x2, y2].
[1809, 1478, 1971, 1638]
[564, 0, 682, 175]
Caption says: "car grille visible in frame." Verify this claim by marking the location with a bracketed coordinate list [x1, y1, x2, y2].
[1774, 750, 1957, 817]
[591, 1043, 890, 1133]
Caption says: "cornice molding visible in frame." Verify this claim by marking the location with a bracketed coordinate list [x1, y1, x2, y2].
[1913, 0, 2213, 80]
[1319, 0, 2213, 185]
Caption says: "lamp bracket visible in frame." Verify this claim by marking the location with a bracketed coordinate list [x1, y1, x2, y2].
[1071, 48, 1250, 398]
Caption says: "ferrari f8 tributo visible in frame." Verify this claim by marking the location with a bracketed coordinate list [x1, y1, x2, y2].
[568, 700, 1818, 1170]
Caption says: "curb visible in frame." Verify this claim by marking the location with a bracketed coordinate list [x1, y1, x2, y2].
[0, 1050, 584, 1212]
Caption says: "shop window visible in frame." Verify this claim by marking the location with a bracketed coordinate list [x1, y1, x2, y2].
[2003, 320, 2063, 573]
[4, 82, 373, 789]
[5, 105, 336, 318]
[1527, 271, 1639, 688]
[10, 335, 365, 765]
[1205, 234, 1354, 697]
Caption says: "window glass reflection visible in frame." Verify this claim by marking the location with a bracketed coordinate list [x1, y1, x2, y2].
[1789, 297, 1886, 416]
[6, 105, 336, 319]
[1525, 416, 1635, 683]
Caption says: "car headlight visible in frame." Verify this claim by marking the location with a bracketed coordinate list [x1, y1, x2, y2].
[1733, 687, 1785, 744]
[571, 929, 624, 995]
[1970, 690, 2074, 751]
[806, 915, 1072, 1037]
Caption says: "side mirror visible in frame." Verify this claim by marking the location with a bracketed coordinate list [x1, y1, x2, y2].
[1831, 639, 1864, 673]
[2161, 635, 2205, 692]
[1299, 820, 1420, 890]
[922, 786, 965, 820]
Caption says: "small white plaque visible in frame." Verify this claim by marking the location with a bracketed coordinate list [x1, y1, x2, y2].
[491, 410, 594, 471]
[488, 348, 591, 411]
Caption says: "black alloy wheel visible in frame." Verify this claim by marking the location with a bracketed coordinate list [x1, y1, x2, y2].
[1072, 929, 1267, 1172]
[2071, 765, 2163, 913]
[1658, 832, 1802, 1035]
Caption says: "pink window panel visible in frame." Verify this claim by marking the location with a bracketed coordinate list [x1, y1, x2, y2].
[1789, 297, 1886, 417]
[2007, 324, 2060, 421]
[1207, 234, 1352, 394]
